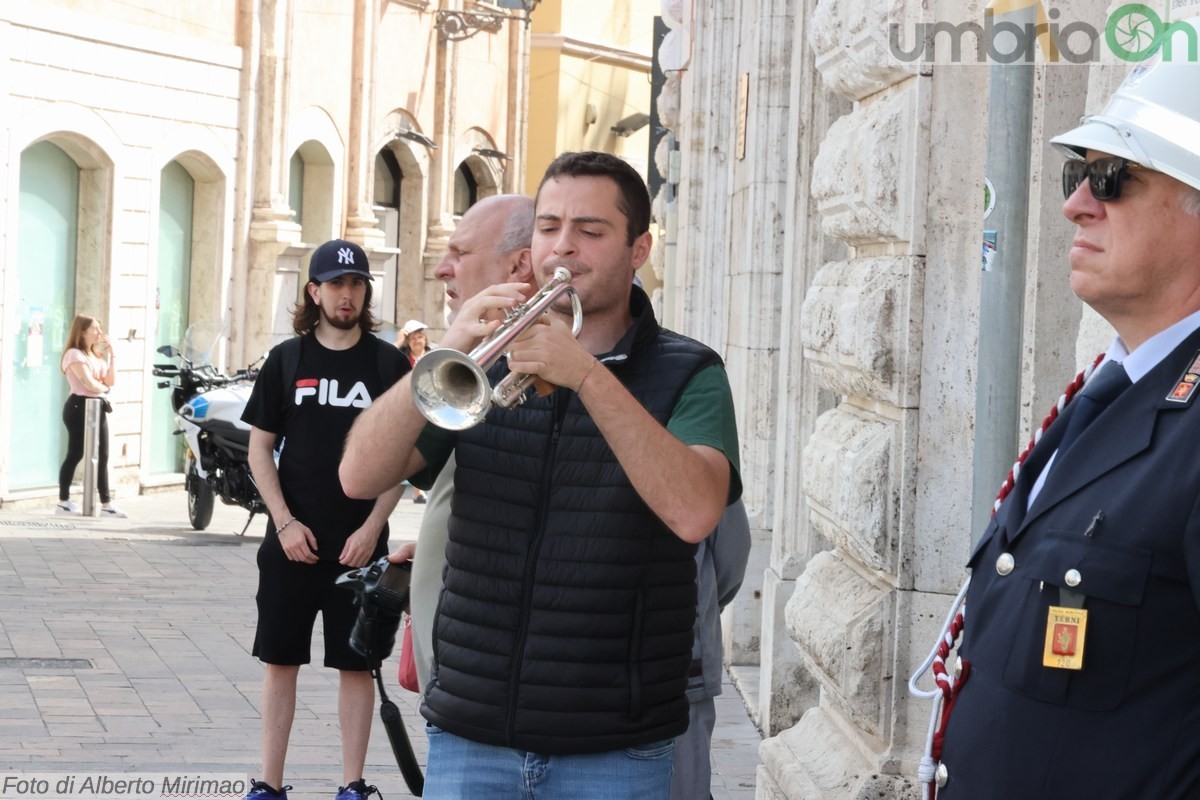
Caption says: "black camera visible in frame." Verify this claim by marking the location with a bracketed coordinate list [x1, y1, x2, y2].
[336, 556, 412, 667]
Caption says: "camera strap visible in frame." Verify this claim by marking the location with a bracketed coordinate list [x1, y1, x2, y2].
[372, 666, 425, 797]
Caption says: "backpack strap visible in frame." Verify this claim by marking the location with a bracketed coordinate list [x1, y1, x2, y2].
[272, 336, 303, 451]
[275, 335, 304, 400]
[375, 334, 402, 390]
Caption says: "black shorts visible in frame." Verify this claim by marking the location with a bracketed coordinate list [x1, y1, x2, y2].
[252, 537, 370, 671]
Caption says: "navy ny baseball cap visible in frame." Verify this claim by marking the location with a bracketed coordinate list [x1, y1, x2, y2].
[309, 239, 373, 283]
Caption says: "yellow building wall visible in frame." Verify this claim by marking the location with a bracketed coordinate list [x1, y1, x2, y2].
[526, 0, 656, 190]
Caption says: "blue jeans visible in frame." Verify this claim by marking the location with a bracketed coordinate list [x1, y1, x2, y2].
[424, 724, 674, 800]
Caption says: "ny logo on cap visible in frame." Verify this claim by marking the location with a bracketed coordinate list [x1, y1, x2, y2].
[337, 247, 355, 265]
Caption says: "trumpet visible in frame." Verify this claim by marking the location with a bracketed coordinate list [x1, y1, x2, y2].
[411, 267, 584, 430]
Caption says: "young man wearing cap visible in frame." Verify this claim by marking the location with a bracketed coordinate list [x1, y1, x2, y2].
[930, 23, 1200, 799]
[239, 239, 411, 800]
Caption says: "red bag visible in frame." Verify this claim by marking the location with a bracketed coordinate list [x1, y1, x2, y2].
[398, 614, 419, 692]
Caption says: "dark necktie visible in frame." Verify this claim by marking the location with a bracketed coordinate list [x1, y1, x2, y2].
[1056, 360, 1132, 457]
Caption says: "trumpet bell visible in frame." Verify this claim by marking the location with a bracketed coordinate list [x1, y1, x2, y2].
[411, 348, 493, 431]
[410, 266, 580, 430]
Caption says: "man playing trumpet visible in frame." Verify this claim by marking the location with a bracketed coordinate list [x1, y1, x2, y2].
[339, 151, 741, 799]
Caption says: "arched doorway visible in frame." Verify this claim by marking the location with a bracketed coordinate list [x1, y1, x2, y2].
[149, 160, 194, 474]
[453, 161, 479, 216]
[10, 141, 80, 491]
[374, 147, 403, 324]
[376, 142, 432, 321]
[453, 154, 503, 215]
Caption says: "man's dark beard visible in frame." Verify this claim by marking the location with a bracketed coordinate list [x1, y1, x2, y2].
[321, 306, 360, 331]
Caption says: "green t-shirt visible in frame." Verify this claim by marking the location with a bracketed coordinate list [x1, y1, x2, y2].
[411, 363, 741, 502]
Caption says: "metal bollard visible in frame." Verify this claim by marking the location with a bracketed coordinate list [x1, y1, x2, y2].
[82, 397, 102, 517]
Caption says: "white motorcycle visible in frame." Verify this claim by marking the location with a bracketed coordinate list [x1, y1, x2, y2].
[152, 327, 264, 534]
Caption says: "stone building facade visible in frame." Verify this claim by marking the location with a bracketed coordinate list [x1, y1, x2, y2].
[0, 0, 669, 507]
[655, 0, 1200, 797]
[0, 0, 526, 504]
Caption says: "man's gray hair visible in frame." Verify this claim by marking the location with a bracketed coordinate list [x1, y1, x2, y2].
[497, 200, 534, 254]
[1184, 185, 1200, 218]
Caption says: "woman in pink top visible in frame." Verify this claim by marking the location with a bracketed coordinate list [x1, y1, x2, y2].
[56, 314, 126, 517]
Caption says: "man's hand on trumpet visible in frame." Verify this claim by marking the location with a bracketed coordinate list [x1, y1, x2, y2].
[439, 281, 529, 353]
[506, 312, 597, 395]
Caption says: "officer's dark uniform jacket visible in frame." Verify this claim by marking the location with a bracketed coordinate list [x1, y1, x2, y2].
[421, 287, 725, 755]
[939, 326, 1200, 799]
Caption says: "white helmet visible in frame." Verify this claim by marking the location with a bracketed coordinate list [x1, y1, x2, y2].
[1051, 16, 1200, 192]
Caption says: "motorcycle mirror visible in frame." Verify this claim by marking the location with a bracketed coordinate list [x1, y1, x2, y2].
[157, 345, 180, 358]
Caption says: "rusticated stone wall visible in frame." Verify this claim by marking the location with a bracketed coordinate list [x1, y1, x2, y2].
[668, 0, 989, 796]
[666, 0, 1195, 797]
[751, 0, 992, 791]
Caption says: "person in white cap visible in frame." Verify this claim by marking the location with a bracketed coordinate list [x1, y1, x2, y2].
[930, 20, 1200, 799]
[396, 319, 432, 368]
[396, 319, 433, 502]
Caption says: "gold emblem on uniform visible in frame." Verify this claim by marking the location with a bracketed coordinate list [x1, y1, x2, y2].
[1043, 605, 1088, 670]
[1167, 351, 1200, 404]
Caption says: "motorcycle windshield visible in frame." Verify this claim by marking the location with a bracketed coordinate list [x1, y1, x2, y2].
[181, 322, 228, 367]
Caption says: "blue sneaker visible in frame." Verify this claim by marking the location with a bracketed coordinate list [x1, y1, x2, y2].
[244, 781, 290, 800]
[335, 781, 380, 800]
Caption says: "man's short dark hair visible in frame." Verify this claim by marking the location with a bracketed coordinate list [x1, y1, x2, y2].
[292, 278, 380, 337]
[536, 151, 650, 246]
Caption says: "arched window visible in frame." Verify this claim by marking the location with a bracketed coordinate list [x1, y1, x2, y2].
[373, 148, 404, 322]
[453, 162, 478, 216]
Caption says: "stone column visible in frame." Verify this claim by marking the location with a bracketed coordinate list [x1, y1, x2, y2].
[714, 0, 803, 732]
[229, 0, 258, 366]
[674, 0, 759, 687]
[245, 0, 304, 361]
[673, 2, 734, 338]
[753, 0, 851, 739]
[423, 16, 456, 327]
[345, 0, 385, 253]
[505, 17, 531, 194]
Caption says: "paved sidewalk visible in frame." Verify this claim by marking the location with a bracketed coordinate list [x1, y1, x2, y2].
[0, 490, 760, 799]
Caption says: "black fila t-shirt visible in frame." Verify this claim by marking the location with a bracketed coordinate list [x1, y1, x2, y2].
[242, 332, 410, 560]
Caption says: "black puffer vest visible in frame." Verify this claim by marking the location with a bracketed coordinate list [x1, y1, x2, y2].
[421, 288, 722, 754]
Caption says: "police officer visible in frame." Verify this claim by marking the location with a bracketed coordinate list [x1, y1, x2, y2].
[932, 19, 1200, 799]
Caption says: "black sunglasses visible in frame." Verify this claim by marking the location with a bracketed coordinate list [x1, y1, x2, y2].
[1062, 156, 1145, 201]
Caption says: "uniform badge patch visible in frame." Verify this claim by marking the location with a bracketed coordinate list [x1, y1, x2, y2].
[1043, 605, 1088, 670]
[1166, 352, 1200, 404]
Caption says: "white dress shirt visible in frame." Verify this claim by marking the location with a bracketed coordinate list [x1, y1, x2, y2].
[1027, 307, 1200, 508]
